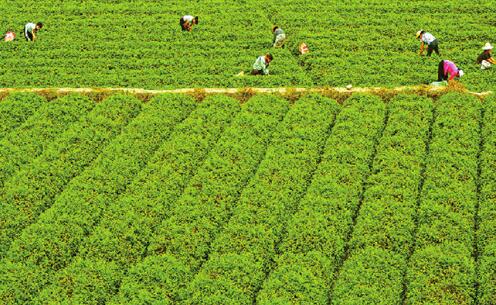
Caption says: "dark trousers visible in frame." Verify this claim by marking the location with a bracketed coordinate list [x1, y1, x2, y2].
[23, 27, 33, 41]
[427, 39, 440, 56]
[251, 69, 263, 75]
[437, 60, 447, 81]
[179, 18, 187, 31]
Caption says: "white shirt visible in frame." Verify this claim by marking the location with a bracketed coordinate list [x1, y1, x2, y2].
[182, 15, 194, 23]
[421, 32, 436, 44]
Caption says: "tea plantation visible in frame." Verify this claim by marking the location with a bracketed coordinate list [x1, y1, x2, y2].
[0, 0, 495, 91]
[0, 0, 496, 304]
[0, 91, 494, 304]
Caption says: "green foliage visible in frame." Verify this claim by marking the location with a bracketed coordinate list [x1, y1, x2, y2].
[110, 255, 192, 305]
[0, 94, 94, 188]
[257, 252, 331, 305]
[331, 94, 433, 303]
[477, 94, 496, 305]
[0, 92, 490, 304]
[0, 94, 142, 258]
[147, 95, 289, 268]
[405, 93, 480, 304]
[255, 94, 386, 304]
[36, 95, 240, 304]
[0, 93, 46, 140]
[185, 94, 339, 304]
[117, 95, 288, 303]
[0, 94, 196, 304]
[406, 244, 476, 304]
[331, 247, 405, 305]
[0, 1, 494, 90]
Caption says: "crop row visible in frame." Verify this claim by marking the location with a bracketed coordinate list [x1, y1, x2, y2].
[183, 94, 340, 304]
[0, 94, 197, 304]
[0, 93, 46, 140]
[33, 95, 241, 304]
[2, 0, 494, 90]
[476, 95, 496, 305]
[0, 95, 94, 188]
[0, 95, 141, 258]
[329, 94, 433, 304]
[404, 93, 481, 304]
[111, 95, 289, 304]
[253, 94, 386, 303]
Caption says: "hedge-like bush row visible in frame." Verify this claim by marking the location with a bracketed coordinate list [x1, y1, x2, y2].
[0, 94, 94, 188]
[477, 94, 496, 305]
[331, 94, 433, 304]
[405, 93, 480, 304]
[0, 93, 46, 140]
[256, 94, 386, 304]
[113, 95, 289, 304]
[34, 95, 240, 304]
[185, 94, 340, 304]
[0, 94, 197, 304]
[0, 95, 143, 259]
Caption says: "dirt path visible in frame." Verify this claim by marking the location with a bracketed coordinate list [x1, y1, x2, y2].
[0, 86, 492, 98]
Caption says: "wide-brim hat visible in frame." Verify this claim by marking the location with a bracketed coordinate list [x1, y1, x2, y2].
[483, 42, 493, 50]
[416, 30, 422, 39]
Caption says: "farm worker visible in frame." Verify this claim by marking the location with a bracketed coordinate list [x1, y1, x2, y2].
[179, 15, 198, 31]
[416, 30, 440, 57]
[251, 53, 273, 75]
[24, 22, 43, 41]
[4, 30, 16, 42]
[299, 42, 309, 55]
[272, 26, 286, 48]
[437, 60, 464, 81]
[477, 42, 495, 70]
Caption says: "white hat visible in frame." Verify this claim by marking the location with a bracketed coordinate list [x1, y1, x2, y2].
[458, 70, 464, 78]
[483, 42, 493, 50]
[416, 30, 423, 39]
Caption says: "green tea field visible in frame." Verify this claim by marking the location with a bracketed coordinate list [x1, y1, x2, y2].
[0, 91, 495, 304]
[0, 0, 495, 91]
[1, 0, 496, 304]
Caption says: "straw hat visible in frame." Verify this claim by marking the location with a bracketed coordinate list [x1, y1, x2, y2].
[482, 42, 493, 50]
[416, 30, 423, 39]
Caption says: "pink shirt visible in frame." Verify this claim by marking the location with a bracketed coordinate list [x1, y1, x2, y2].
[443, 60, 459, 80]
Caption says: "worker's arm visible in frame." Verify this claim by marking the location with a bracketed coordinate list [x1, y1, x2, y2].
[419, 42, 425, 55]
[262, 64, 269, 75]
[32, 31, 36, 41]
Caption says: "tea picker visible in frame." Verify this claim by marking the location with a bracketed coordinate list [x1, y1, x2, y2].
[251, 53, 273, 75]
[431, 59, 463, 85]
[477, 42, 495, 70]
[3, 30, 16, 42]
[179, 15, 199, 31]
[272, 26, 286, 48]
[416, 30, 440, 57]
[24, 22, 43, 41]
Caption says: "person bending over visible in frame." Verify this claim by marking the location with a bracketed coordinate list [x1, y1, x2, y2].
[252, 53, 273, 75]
[180, 15, 198, 31]
[272, 26, 286, 48]
[24, 22, 43, 41]
[416, 30, 440, 57]
[437, 59, 464, 82]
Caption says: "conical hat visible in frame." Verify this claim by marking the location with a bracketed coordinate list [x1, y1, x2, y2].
[483, 42, 493, 50]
